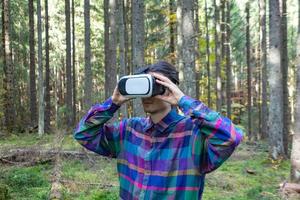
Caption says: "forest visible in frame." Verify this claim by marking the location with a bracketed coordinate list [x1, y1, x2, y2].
[0, 0, 300, 199]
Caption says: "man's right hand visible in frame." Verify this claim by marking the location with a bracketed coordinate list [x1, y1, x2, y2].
[112, 86, 131, 106]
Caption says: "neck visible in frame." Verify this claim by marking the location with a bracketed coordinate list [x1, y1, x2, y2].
[150, 106, 172, 124]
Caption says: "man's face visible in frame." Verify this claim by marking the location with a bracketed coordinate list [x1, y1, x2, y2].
[141, 72, 171, 114]
[142, 96, 170, 114]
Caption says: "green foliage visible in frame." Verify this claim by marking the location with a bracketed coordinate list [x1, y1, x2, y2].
[0, 183, 9, 200]
[0, 165, 51, 200]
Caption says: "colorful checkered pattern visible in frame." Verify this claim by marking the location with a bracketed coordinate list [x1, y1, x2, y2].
[74, 95, 243, 199]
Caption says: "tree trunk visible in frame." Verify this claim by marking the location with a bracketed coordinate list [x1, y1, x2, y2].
[132, 0, 145, 116]
[205, 0, 211, 107]
[181, 0, 196, 98]
[104, 0, 109, 100]
[169, 0, 176, 65]
[84, 0, 92, 110]
[214, 0, 222, 112]
[221, 0, 226, 108]
[65, 0, 73, 126]
[72, 0, 76, 123]
[105, 0, 117, 101]
[281, 0, 290, 156]
[226, 1, 231, 118]
[37, 0, 44, 135]
[45, 0, 51, 133]
[118, 0, 128, 118]
[260, 0, 268, 140]
[290, 0, 300, 183]
[268, 0, 284, 159]
[246, 2, 252, 140]
[177, 0, 183, 83]
[28, 0, 37, 127]
[195, 0, 200, 100]
[2, 0, 15, 132]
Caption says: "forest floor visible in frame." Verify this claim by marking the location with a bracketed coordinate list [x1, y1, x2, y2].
[0, 132, 298, 200]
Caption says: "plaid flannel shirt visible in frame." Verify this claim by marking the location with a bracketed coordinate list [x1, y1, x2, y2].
[74, 95, 243, 199]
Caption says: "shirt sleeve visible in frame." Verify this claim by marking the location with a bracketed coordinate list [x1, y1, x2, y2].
[73, 97, 127, 158]
[178, 95, 243, 174]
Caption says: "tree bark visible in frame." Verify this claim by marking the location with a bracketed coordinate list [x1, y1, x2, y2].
[205, 0, 211, 107]
[169, 0, 176, 65]
[195, 0, 200, 100]
[118, 0, 128, 118]
[72, 0, 76, 124]
[37, 0, 44, 135]
[214, 0, 222, 112]
[290, 0, 300, 183]
[281, 0, 290, 156]
[177, 0, 183, 83]
[226, 1, 232, 118]
[260, 0, 268, 140]
[246, 2, 252, 140]
[84, 0, 92, 110]
[65, 0, 73, 126]
[105, 0, 117, 101]
[181, 0, 196, 98]
[2, 0, 15, 132]
[132, 0, 145, 116]
[45, 0, 51, 133]
[28, 0, 37, 127]
[104, 0, 109, 99]
[268, 0, 285, 159]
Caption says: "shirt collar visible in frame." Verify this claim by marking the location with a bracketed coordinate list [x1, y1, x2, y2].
[143, 108, 184, 133]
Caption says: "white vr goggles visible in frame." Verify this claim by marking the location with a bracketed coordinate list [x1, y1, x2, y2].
[118, 74, 166, 98]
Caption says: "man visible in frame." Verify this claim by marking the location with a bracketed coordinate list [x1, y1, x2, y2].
[74, 61, 243, 199]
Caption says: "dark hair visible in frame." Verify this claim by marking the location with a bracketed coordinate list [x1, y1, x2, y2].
[134, 61, 179, 85]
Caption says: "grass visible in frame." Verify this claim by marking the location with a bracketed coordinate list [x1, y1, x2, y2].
[0, 133, 293, 199]
[202, 142, 290, 200]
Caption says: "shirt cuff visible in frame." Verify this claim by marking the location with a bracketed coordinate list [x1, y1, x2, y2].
[178, 95, 199, 114]
[107, 97, 121, 113]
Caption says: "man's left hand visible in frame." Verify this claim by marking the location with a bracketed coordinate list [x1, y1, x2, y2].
[151, 73, 185, 106]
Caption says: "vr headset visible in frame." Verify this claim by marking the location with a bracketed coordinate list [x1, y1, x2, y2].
[118, 74, 166, 98]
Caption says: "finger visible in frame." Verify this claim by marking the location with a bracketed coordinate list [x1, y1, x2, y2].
[152, 73, 173, 84]
[156, 79, 173, 89]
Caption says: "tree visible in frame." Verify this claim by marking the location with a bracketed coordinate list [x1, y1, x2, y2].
[104, 0, 109, 99]
[37, 0, 44, 135]
[169, 0, 176, 65]
[246, 2, 252, 140]
[214, 0, 222, 112]
[65, 0, 73, 126]
[28, 0, 37, 127]
[268, 0, 284, 159]
[205, 0, 211, 107]
[84, 0, 92, 110]
[290, 0, 300, 183]
[118, 0, 128, 118]
[281, 0, 290, 156]
[132, 0, 145, 116]
[260, 0, 268, 140]
[72, 0, 76, 123]
[195, 0, 200, 99]
[105, 0, 117, 101]
[180, 0, 196, 98]
[2, 0, 15, 131]
[45, 0, 51, 133]
[225, 1, 232, 119]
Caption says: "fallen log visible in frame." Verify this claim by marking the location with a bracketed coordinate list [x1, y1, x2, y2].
[60, 179, 118, 189]
[0, 156, 53, 167]
[280, 182, 300, 193]
[0, 148, 100, 161]
[49, 131, 65, 200]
